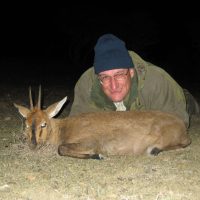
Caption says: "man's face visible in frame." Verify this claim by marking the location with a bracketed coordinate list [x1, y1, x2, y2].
[98, 68, 134, 102]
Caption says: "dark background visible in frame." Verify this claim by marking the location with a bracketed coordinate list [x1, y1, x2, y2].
[1, 5, 200, 90]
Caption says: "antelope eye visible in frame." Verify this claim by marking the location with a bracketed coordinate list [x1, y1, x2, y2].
[41, 122, 47, 128]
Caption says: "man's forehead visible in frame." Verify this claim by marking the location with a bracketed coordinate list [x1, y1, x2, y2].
[99, 68, 128, 76]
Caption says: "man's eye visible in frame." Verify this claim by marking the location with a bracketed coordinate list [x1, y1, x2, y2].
[101, 76, 110, 81]
[114, 73, 127, 80]
[115, 73, 123, 77]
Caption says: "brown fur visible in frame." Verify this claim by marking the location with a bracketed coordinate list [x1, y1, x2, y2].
[14, 93, 191, 159]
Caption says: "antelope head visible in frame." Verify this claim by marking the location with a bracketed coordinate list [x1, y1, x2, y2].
[14, 86, 67, 149]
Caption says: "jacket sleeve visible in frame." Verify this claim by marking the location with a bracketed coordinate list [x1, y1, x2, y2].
[140, 65, 189, 127]
[69, 68, 100, 116]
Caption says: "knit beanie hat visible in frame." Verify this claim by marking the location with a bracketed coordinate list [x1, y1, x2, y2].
[94, 34, 134, 74]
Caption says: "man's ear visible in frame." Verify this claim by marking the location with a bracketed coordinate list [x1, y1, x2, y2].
[129, 68, 134, 78]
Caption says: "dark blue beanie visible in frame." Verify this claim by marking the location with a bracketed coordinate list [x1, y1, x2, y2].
[94, 34, 134, 74]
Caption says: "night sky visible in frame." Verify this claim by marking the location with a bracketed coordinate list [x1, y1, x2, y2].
[1, 5, 200, 90]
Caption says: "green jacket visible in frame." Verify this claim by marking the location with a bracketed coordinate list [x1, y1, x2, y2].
[69, 50, 189, 127]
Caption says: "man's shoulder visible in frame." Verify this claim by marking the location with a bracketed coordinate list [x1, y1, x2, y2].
[79, 67, 95, 79]
[128, 50, 169, 75]
[75, 67, 96, 87]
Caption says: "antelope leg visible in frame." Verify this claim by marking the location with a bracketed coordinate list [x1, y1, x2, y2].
[58, 143, 103, 160]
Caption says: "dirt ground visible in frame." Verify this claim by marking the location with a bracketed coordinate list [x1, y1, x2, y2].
[0, 83, 200, 200]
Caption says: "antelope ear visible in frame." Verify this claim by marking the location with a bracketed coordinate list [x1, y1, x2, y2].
[45, 97, 67, 118]
[14, 103, 30, 118]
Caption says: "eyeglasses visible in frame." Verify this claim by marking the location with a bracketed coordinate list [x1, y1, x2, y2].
[98, 69, 129, 86]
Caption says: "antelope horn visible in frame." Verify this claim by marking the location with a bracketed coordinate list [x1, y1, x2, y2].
[29, 86, 33, 110]
[37, 85, 41, 109]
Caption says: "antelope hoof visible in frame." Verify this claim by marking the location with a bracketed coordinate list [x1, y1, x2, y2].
[58, 145, 67, 156]
[150, 147, 162, 156]
[91, 154, 104, 160]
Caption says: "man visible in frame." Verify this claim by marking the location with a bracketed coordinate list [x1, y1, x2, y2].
[69, 33, 199, 128]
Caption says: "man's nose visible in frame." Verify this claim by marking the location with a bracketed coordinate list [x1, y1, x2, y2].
[110, 77, 119, 90]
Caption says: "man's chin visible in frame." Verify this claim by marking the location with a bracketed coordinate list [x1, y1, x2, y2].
[110, 96, 124, 102]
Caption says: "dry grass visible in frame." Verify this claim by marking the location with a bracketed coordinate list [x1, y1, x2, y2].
[0, 85, 200, 200]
